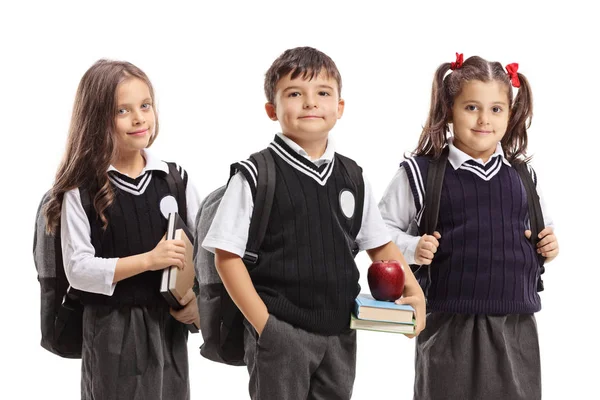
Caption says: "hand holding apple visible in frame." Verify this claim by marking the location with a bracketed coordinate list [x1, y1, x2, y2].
[367, 260, 405, 301]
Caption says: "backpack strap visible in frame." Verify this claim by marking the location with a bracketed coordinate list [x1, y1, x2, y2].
[243, 148, 276, 266]
[165, 162, 188, 225]
[335, 154, 365, 257]
[219, 148, 276, 359]
[420, 146, 449, 298]
[512, 161, 546, 292]
[420, 146, 449, 236]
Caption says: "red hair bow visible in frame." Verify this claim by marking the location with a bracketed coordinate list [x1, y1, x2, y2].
[506, 63, 521, 88]
[450, 53, 463, 70]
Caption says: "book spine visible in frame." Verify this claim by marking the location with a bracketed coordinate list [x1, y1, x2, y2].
[168, 213, 176, 240]
[161, 288, 183, 310]
[353, 301, 361, 318]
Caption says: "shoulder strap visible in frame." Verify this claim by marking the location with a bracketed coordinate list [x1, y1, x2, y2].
[243, 148, 276, 266]
[335, 154, 365, 244]
[220, 149, 276, 358]
[420, 146, 449, 235]
[418, 147, 448, 299]
[513, 161, 546, 290]
[78, 187, 93, 217]
[165, 163, 188, 225]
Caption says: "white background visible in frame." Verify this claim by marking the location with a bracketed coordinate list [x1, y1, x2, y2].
[1, 1, 598, 398]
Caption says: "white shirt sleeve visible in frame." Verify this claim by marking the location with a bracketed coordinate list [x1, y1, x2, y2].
[378, 167, 421, 264]
[354, 175, 392, 251]
[201, 172, 253, 258]
[60, 188, 117, 295]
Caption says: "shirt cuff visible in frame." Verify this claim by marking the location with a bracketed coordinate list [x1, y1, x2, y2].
[356, 233, 392, 252]
[399, 235, 421, 265]
[202, 236, 246, 259]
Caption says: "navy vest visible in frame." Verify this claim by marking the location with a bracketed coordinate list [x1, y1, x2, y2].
[403, 155, 541, 314]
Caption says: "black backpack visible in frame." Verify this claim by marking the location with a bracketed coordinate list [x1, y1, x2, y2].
[194, 149, 276, 366]
[33, 163, 188, 358]
[33, 189, 89, 358]
[415, 147, 547, 297]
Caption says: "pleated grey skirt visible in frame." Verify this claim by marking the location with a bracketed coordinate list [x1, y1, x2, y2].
[414, 313, 541, 400]
[81, 305, 190, 400]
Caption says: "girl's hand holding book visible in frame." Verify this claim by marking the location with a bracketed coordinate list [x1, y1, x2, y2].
[146, 236, 187, 271]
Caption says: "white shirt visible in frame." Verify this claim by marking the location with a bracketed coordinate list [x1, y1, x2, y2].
[378, 138, 554, 265]
[202, 133, 391, 257]
[60, 149, 201, 296]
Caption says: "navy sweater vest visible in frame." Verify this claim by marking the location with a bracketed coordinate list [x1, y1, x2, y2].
[403, 155, 541, 314]
[236, 139, 365, 335]
[77, 167, 187, 307]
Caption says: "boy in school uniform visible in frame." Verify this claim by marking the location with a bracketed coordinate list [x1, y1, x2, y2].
[202, 46, 425, 400]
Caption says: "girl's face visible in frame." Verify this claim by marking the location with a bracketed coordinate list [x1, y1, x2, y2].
[450, 80, 510, 163]
[114, 77, 155, 155]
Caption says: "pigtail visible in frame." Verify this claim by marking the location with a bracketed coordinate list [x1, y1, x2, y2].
[502, 72, 533, 162]
[414, 63, 452, 158]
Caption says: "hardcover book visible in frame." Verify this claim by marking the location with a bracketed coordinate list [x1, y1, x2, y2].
[354, 293, 415, 324]
[160, 212, 199, 333]
[350, 314, 415, 335]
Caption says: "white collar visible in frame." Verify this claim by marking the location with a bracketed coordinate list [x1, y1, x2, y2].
[276, 132, 335, 164]
[107, 149, 168, 177]
[447, 137, 511, 170]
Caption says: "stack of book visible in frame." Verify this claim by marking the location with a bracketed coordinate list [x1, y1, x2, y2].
[350, 293, 415, 335]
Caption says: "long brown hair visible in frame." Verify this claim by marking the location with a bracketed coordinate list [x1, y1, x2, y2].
[414, 55, 533, 162]
[45, 59, 159, 233]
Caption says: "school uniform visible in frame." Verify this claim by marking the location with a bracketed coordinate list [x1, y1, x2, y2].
[379, 138, 553, 400]
[61, 149, 200, 400]
[202, 133, 391, 400]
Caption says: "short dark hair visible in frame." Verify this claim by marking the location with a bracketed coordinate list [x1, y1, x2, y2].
[264, 46, 342, 104]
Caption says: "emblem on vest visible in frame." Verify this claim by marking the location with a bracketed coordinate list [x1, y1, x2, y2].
[339, 189, 355, 219]
[159, 195, 179, 219]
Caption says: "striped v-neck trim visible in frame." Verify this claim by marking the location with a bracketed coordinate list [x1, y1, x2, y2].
[268, 135, 335, 186]
[109, 170, 153, 195]
[459, 156, 503, 181]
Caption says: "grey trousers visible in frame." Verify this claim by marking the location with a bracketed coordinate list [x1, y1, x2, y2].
[414, 313, 541, 400]
[243, 314, 357, 400]
[81, 305, 190, 400]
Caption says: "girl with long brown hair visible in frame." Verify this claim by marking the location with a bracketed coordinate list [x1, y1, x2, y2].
[379, 54, 559, 400]
[45, 59, 200, 400]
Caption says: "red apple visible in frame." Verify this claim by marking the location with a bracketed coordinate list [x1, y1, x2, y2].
[367, 260, 405, 301]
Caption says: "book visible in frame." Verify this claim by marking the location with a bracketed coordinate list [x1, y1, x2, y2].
[350, 314, 415, 335]
[160, 212, 200, 333]
[354, 293, 415, 324]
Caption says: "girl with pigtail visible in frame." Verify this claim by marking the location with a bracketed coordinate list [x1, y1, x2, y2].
[379, 53, 559, 400]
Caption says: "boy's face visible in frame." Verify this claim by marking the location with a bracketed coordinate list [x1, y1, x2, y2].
[266, 69, 344, 144]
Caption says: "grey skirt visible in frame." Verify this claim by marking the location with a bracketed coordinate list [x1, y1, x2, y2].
[414, 313, 541, 400]
[81, 304, 190, 400]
